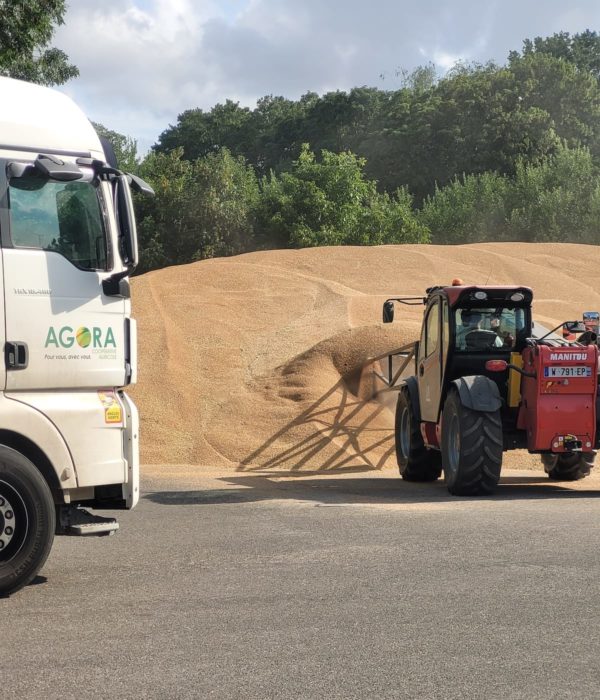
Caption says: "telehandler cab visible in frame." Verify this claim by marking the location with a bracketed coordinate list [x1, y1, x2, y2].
[380, 283, 599, 496]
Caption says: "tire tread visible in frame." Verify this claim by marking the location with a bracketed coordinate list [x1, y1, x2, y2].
[543, 451, 595, 481]
[441, 389, 503, 496]
[0, 447, 55, 597]
[395, 390, 442, 482]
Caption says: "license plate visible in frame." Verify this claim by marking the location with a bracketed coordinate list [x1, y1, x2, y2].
[544, 365, 592, 377]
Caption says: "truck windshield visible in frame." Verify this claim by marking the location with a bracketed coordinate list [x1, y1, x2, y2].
[455, 307, 526, 351]
[8, 175, 109, 271]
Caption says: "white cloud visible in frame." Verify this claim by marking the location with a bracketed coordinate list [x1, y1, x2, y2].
[432, 51, 464, 71]
[54, 0, 600, 152]
[55, 0, 223, 149]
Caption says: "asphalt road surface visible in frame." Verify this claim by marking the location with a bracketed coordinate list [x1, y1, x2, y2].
[3, 467, 600, 699]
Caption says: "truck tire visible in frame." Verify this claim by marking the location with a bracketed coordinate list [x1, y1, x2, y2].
[0, 447, 55, 596]
[395, 389, 441, 481]
[542, 451, 595, 481]
[441, 389, 503, 496]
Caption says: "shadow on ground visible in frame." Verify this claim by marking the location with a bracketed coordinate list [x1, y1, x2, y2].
[238, 370, 396, 473]
[144, 473, 600, 508]
[0, 575, 46, 599]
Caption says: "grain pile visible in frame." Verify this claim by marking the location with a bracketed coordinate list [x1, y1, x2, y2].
[130, 242, 600, 473]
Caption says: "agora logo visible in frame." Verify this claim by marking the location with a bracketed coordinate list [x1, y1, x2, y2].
[45, 326, 117, 349]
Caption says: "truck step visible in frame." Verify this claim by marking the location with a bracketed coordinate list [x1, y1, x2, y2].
[58, 506, 119, 537]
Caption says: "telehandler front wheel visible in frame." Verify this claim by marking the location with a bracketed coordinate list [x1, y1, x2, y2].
[542, 451, 595, 481]
[441, 389, 503, 496]
[395, 389, 441, 482]
[0, 447, 55, 597]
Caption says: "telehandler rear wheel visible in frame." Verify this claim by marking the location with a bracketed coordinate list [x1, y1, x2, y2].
[542, 452, 595, 481]
[0, 447, 55, 597]
[394, 389, 441, 481]
[441, 389, 503, 496]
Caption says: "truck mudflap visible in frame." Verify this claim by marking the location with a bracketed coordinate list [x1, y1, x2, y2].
[452, 376, 502, 413]
[120, 392, 139, 509]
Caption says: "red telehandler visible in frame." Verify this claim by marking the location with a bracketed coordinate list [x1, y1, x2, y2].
[379, 282, 598, 496]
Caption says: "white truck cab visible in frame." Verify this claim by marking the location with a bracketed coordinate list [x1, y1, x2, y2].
[0, 77, 151, 596]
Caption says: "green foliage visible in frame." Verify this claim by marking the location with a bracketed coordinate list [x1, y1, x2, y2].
[92, 123, 140, 174]
[156, 100, 255, 163]
[398, 63, 438, 93]
[135, 148, 259, 272]
[421, 145, 600, 244]
[0, 0, 78, 86]
[156, 88, 388, 179]
[156, 42, 600, 203]
[508, 52, 600, 149]
[373, 51, 600, 199]
[420, 171, 510, 244]
[510, 30, 600, 81]
[255, 145, 429, 248]
[508, 145, 599, 242]
[192, 148, 260, 259]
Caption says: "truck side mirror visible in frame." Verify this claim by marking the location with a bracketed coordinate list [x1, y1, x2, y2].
[564, 321, 586, 334]
[116, 175, 138, 268]
[103, 176, 139, 297]
[383, 300, 395, 324]
[128, 173, 155, 196]
[582, 312, 600, 341]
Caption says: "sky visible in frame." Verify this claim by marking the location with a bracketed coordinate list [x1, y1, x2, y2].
[54, 0, 600, 153]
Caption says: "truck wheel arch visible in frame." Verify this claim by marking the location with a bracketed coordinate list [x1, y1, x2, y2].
[0, 397, 76, 498]
[0, 430, 63, 502]
[451, 375, 502, 413]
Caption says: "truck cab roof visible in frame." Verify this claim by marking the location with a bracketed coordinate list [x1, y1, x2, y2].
[0, 77, 103, 159]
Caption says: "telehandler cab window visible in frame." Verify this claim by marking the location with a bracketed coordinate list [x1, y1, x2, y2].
[8, 176, 109, 271]
[425, 304, 439, 356]
[455, 307, 524, 351]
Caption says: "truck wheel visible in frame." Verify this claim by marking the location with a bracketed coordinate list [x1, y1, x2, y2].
[542, 451, 595, 481]
[0, 447, 55, 596]
[394, 389, 441, 481]
[441, 389, 503, 496]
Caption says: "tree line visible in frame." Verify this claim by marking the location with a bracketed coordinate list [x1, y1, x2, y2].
[1, 6, 600, 270]
[129, 31, 600, 272]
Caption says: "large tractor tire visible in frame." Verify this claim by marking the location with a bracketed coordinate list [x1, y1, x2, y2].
[441, 389, 503, 496]
[394, 389, 442, 482]
[542, 451, 596, 481]
[0, 447, 55, 597]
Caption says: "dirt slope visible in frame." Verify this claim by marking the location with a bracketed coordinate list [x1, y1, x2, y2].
[130, 242, 600, 473]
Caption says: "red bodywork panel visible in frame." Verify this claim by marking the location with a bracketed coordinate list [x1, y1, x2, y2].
[517, 345, 598, 452]
[420, 422, 440, 449]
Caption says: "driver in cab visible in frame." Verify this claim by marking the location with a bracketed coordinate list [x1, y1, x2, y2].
[456, 310, 504, 350]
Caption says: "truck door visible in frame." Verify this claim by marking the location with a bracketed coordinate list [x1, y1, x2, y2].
[0, 187, 6, 392]
[418, 299, 442, 422]
[2, 165, 127, 391]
